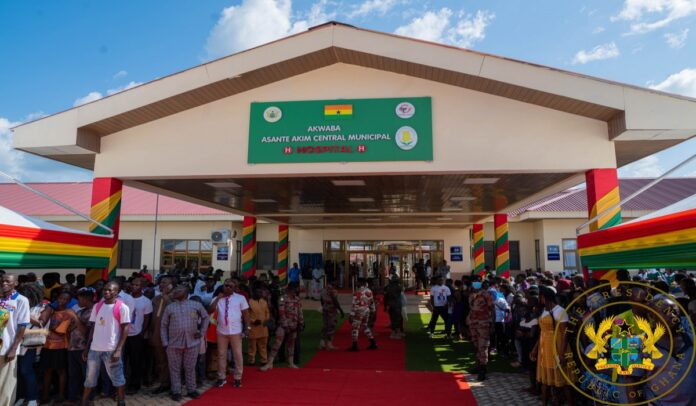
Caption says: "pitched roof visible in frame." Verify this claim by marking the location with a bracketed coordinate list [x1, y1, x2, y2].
[510, 178, 696, 217]
[0, 182, 230, 217]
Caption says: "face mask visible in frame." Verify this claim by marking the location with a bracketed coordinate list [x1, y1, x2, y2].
[472, 282, 482, 290]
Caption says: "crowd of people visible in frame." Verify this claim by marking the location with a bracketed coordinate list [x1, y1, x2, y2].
[405, 267, 696, 406]
[1, 265, 695, 406]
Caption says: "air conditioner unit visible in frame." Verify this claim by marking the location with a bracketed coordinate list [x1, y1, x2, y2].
[211, 229, 230, 244]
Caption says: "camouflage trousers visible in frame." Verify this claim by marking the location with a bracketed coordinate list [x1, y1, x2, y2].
[269, 325, 298, 360]
[351, 312, 374, 341]
[469, 320, 492, 365]
[321, 311, 338, 341]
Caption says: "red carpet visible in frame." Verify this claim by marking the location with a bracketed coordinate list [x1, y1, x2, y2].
[186, 302, 476, 405]
[186, 368, 474, 405]
[305, 307, 405, 370]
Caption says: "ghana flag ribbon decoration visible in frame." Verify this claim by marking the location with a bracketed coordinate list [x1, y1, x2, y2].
[87, 178, 123, 284]
[324, 104, 353, 119]
[472, 224, 485, 276]
[0, 205, 112, 268]
[494, 214, 510, 278]
[277, 225, 289, 286]
[242, 216, 257, 279]
[584, 169, 622, 286]
[578, 196, 696, 269]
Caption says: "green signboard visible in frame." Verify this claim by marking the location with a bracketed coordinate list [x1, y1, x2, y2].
[248, 97, 432, 163]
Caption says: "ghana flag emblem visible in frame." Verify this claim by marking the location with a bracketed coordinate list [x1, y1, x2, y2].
[324, 104, 353, 119]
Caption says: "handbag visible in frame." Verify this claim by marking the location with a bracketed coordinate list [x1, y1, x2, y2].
[22, 325, 49, 348]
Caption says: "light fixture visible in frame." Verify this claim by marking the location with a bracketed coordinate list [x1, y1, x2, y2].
[441, 207, 463, 212]
[349, 197, 375, 202]
[464, 178, 499, 185]
[359, 208, 380, 212]
[332, 180, 366, 186]
[206, 182, 241, 188]
[278, 209, 296, 213]
[450, 196, 475, 201]
[365, 217, 382, 221]
[252, 198, 276, 203]
[436, 217, 453, 221]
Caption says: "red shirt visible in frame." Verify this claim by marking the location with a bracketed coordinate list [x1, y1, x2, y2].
[142, 273, 153, 283]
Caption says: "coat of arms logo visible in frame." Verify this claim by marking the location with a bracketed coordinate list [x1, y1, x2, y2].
[584, 314, 665, 376]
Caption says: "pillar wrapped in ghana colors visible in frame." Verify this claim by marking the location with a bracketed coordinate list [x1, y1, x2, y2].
[242, 216, 257, 279]
[277, 225, 289, 286]
[494, 214, 509, 278]
[86, 178, 123, 285]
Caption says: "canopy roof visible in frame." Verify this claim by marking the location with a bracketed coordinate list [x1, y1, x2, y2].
[578, 194, 696, 269]
[0, 205, 112, 269]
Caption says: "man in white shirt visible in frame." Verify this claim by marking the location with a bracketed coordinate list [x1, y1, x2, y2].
[209, 279, 250, 388]
[0, 274, 30, 406]
[427, 276, 451, 337]
[124, 277, 153, 395]
[82, 281, 131, 406]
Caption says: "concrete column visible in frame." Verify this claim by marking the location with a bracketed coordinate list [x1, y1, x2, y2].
[241, 216, 257, 279]
[584, 168, 621, 281]
[277, 225, 289, 285]
[494, 214, 510, 278]
[472, 224, 485, 277]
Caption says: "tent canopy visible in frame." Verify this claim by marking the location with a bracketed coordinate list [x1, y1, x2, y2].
[0, 205, 112, 269]
[578, 194, 696, 270]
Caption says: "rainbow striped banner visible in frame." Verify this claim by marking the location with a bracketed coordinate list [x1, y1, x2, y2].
[87, 178, 122, 284]
[586, 168, 621, 232]
[472, 224, 485, 276]
[0, 206, 112, 268]
[494, 214, 510, 278]
[242, 216, 257, 279]
[277, 225, 289, 286]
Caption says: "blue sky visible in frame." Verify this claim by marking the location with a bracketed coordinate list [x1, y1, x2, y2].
[1, 0, 696, 182]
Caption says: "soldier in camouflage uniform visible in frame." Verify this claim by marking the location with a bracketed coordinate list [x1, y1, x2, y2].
[349, 278, 378, 351]
[260, 282, 304, 371]
[467, 280, 494, 381]
[319, 280, 344, 350]
[383, 275, 404, 339]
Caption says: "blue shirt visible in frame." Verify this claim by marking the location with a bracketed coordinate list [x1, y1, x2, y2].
[288, 266, 301, 283]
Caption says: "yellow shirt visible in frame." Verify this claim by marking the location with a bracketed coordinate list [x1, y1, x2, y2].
[248, 298, 270, 339]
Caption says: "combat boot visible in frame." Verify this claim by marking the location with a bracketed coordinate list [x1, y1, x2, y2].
[367, 338, 378, 350]
[348, 341, 359, 352]
[477, 365, 487, 381]
[326, 341, 338, 350]
[288, 360, 300, 369]
[260, 357, 275, 372]
[318, 340, 326, 350]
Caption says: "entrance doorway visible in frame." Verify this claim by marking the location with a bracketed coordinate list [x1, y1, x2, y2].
[324, 240, 444, 291]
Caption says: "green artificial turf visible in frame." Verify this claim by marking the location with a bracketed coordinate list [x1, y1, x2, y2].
[244, 310, 335, 368]
[405, 313, 514, 374]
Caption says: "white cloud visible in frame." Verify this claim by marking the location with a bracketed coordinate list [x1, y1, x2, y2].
[619, 155, 664, 178]
[73, 91, 103, 107]
[113, 70, 128, 79]
[204, 0, 333, 59]
[665, 28, 689, 48]
[349, 0, 399, 18]
[612, 0, 696, 34]
[0, 117, 24, 179]
[394, 8, 495, 48]
[106, 81, 142, 95]
[649, 68, 696, 97]
[73, 81, 143, 107]
[592, 26, 606, 34]
[572, 42, 620, 64]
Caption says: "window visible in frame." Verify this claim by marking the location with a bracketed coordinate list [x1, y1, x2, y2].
[236, 240, 242, 273]
[535, 239, 541, 271]
[510, 241, 521, 270]
[257, 241, 278, 270]
[160, 239, 212, 272]
[562, 239, 578, 274]
[118, 240, 142, 269]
